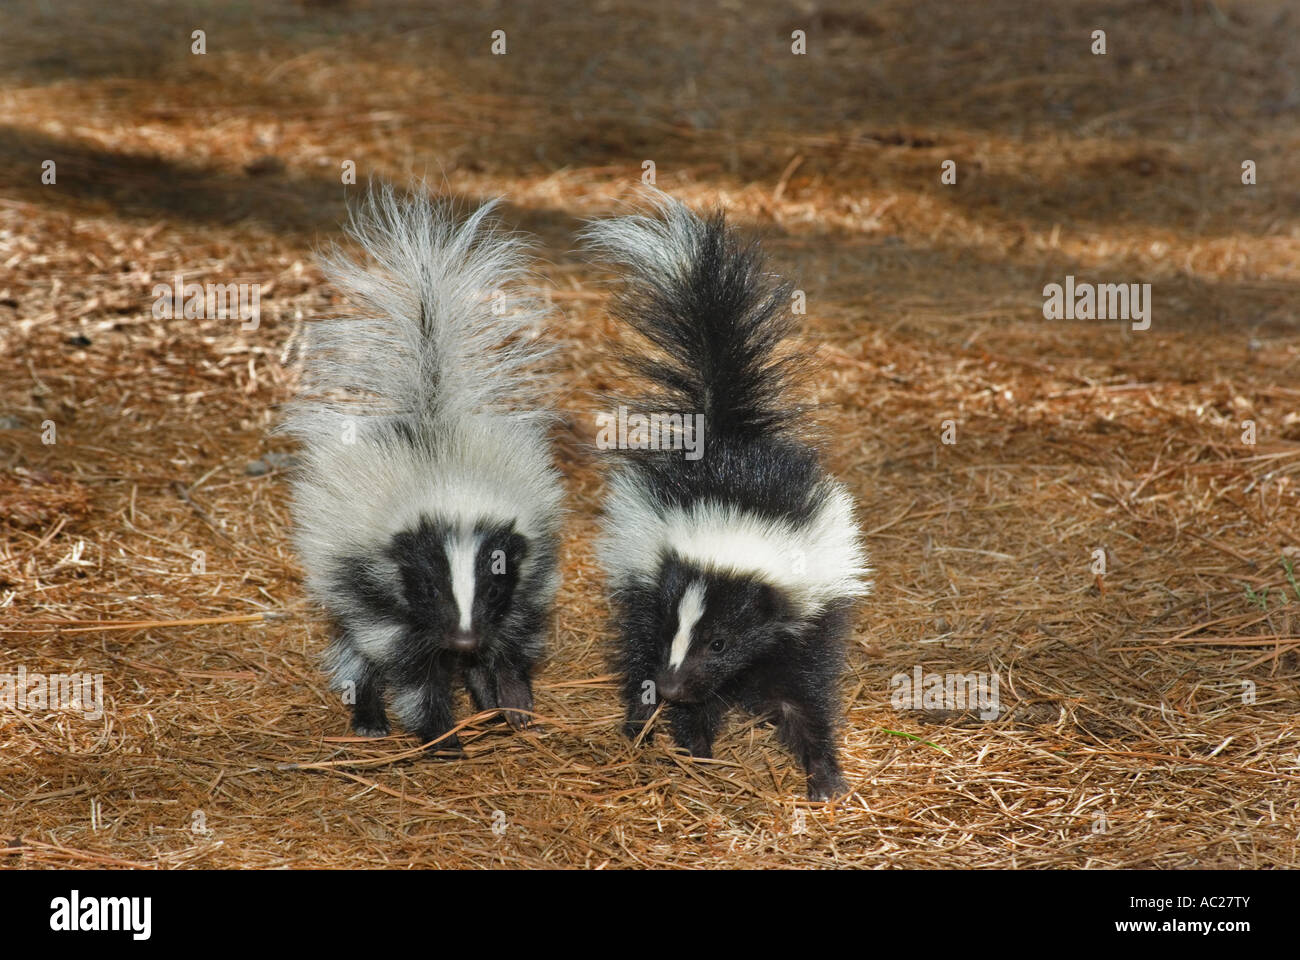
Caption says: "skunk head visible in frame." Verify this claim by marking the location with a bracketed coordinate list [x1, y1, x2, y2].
[336, 516, 533, 661]
[650, 555, 796, 704]
[392, 519, 530, 654]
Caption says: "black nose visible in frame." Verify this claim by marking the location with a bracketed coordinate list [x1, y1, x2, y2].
[657, 676, 683, 702]
[449, 631, 479, 653]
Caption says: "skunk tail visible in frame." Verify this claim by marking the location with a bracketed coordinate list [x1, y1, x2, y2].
[582, 191, 801, 439]
[286, 183, 550, 442]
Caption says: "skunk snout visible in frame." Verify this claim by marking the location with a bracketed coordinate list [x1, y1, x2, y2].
[448, 630, 480, 654]
[656, 673, 685, 702]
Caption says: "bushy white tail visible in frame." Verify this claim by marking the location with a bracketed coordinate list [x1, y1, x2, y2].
[286, 183, 551, 441]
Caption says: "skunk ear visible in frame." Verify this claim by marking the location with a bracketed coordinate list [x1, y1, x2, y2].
[484, 527, 528, 576]
[506, 529, 529, 563]
[753, 581, 792, 622]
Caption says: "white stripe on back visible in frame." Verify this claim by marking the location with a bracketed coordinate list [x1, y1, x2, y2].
[596, 471, 872, 617]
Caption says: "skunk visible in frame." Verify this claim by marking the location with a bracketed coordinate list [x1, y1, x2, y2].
[285, 185, 564, 754]
[584, 193, 870, 800]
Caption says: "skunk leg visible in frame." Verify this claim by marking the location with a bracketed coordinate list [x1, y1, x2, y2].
[395, 666, 463, 757]
[667, 700, 725, 759]
[775, 694, 846, 801]
[350, 665, 390, 738]
[464, 662, 499, 715]
[620, 644, 660, 743]
[494, 660, 535, 730]
[464, 658, 535, 729]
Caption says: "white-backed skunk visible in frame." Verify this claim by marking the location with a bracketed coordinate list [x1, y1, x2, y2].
[584, 192, 870, 799]
[285, 185, 564, 754]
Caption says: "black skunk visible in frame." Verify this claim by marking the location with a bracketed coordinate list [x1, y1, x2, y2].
[285, 185, 563, 754]
[584, 192, 870, 800]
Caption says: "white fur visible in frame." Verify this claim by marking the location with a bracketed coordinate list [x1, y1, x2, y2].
[292, 416, 564, 619]
[351, 622, 404, 660]
[285, 187, 565, 640]
[324, 643, 366, 692]
[668, 581, 707, 668]
[390, 686, 427, 729]
[285, 184, 553, 434]
[447, 533, 479, 632]
[580, 187, 701, 285]
[598, 469, 871, 617]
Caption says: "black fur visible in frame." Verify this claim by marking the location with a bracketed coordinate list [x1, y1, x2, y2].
[605, 208, 809, 441]
[592, 200, 863, 800]
[616, 559, 852, 801]
[331, 515, 554, 753]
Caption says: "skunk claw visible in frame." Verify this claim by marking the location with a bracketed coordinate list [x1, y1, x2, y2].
[503, 707, 532, 730]
[806, 772, 848, 802]
[420, 733, 464, 758]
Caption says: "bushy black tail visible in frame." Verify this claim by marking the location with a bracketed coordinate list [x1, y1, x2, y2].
[582, 191, 804, 439]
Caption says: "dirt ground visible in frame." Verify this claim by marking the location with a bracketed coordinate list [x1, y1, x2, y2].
[1, 0, 1298, 868]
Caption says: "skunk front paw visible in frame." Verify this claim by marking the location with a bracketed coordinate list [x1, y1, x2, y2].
[806, 771, 848, 802]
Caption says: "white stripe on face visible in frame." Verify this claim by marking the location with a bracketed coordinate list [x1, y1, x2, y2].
[446, 534, 480, 633]
[668, 581, 707, 669]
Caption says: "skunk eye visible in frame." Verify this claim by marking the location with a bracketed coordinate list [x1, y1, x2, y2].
[709, 637, 726, 653]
